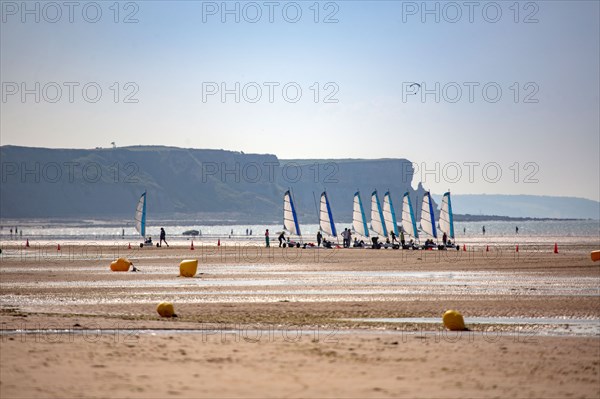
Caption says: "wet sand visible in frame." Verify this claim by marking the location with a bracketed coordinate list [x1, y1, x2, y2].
[1, 241, 599, 398]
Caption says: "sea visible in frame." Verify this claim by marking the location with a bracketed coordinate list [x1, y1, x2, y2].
[0, 219, 598, 244]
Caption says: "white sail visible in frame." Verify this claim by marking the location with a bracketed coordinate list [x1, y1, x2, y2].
[420, 191, 437, 238]
[319, 192, 337, 237]
[439, 192, 454, 239]
[352, 192, 369, 238]
[383, 191, 399, 237]
[134, 191, 146, 238]
[283, 190, 301, 236]
[401, 192, 419, 240]
[370, 191, 388, 237]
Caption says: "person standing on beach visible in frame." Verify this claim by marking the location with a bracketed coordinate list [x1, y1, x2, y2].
[265, 229, 270, 247]
[347, 229, 352, 247]
[317, 231, 322, 247]
[400, 230, 405, 247]
[516, 226, 519, 234]
[159, 228, 169, 247]
[482, 226, 486, 235]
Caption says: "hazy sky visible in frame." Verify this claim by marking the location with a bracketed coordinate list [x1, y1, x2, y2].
[1, 1, 599, 200]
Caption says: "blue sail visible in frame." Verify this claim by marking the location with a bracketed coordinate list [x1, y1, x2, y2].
[371, 191, 388, 237]
[135, 191, 147, 238]
[383, 191, 399, 237]
[283, 190, 301, 236]
[320, 191, 337, 237]
[420, 191, 437, 239]
[402, 192, 419, 240]
[439, 192, 455, 239]
[353, 191, 369, 238]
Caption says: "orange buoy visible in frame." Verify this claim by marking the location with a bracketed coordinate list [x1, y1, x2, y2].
[442, 310, 467, 331]
[110, 258, 132, 272]
[190, 240, 195, 250]
[179, 259, 198, 277]
[554, 243, 559, 254]
[156, 302, 176, 317]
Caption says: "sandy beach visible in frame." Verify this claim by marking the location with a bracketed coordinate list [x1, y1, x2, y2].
[1, 240, 599, 398]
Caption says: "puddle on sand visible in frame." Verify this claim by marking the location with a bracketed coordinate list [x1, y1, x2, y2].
[341, 317, 600, 337]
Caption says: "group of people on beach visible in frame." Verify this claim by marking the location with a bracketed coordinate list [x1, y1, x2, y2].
[4, 226, 23, 238]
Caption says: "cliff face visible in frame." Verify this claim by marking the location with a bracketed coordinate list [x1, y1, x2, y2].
[0, 146, 421, 222]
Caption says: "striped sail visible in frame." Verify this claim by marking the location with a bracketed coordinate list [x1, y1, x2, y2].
[420, 191, 437, 238]
[319, 191, 337, 237]
[134, 191, 147, 238]
[352, 191, 369, 238]
[402, 192, 419, 240]
[370, 191, 388, 237]
[383, 191, 399, 237]
[283, 190, 301, 236]
[439, 192, 455, 239]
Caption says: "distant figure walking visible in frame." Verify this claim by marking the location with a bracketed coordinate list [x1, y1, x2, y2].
[516, 226, 519, 234]
[400, 231, 405, 247]
[463, 227, 466, 234]
[159, 228, 169, 247]
[391, 231, 398, 244]
[482, 226, 486, 235]
[278, 231, 286, 247]
[317, 231, 322, 247]
[265, 229, 270, 247]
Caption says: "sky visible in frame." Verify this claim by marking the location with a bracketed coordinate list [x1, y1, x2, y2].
[1, 1, 599, 201]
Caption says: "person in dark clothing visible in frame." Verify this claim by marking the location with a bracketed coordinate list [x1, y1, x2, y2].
[317, 231, 323, 247]
[278, 232, 286, 247]
[159, 228, 169, 247]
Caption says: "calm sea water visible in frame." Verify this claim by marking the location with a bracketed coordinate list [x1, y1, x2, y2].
[0, 219, 598, 240]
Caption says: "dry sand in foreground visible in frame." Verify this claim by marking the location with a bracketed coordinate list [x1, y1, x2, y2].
[1, 242, 599, 398]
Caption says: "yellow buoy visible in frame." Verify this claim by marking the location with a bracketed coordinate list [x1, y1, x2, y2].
[110, 257, 132, 272]
[591, 251, 600, 262]
[179, 259, 199, 277]
[156, 302, 176, 317]
[443, 310, 467, 331]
